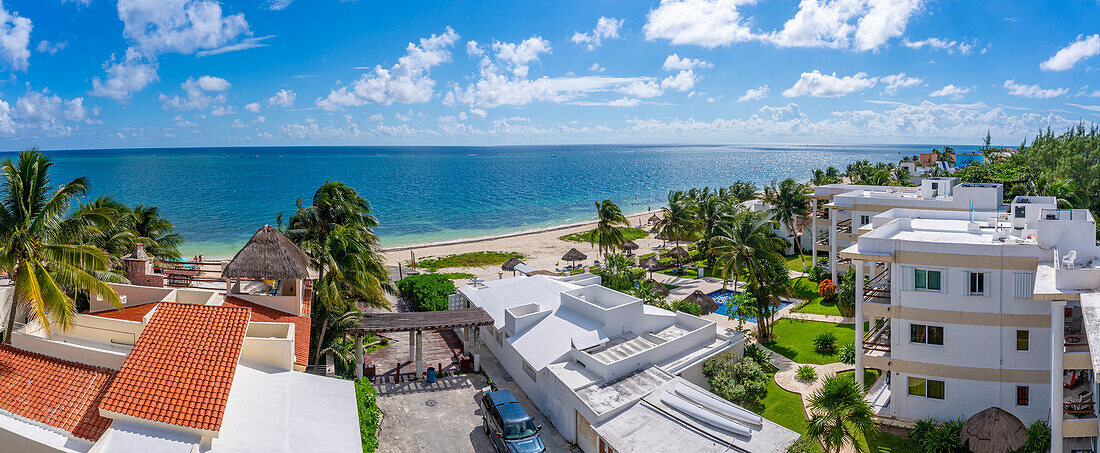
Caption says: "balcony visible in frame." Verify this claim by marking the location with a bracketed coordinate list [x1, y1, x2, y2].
[864, 269, 891, 305]
[863, 319, 890, 356]
[837, 219, 852, 234]
[1064, 370, 1098, 432]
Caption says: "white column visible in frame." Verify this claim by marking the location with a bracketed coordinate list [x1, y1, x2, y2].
[415, 330, 424, 379]
[811, 198, 818, 265]
[1052, 300, 1066, 453]
[855, 261, 865, 390]
[355, 335, 364, 379]
[830, 207, 838, 283]
[473, 327, 482, 372]
[408, 330, 415, 362]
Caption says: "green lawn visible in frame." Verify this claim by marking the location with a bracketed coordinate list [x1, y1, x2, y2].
[765, 319, 864, 365]
[559, 226, 650, 243]
[790, 277, 843, 317]
[751, 372, 811, 435]
[410, 251, 523, 271]
[354, 379, 380, 452]
[836, 368, 882, 391]
[438, 272, 475, 280]
[784, 254, 809, 272]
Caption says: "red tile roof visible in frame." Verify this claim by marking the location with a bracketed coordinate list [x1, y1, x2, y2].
[0, 345, 115, 441]
[223, 296, 312, 367]
[87, 303, 158, 322]
[99, 302, 250, 433]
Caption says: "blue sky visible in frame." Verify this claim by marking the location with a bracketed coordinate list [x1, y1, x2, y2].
[2, 0, 1099, 149]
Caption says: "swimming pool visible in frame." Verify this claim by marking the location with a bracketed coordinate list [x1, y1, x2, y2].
[708, 289, 792, 321]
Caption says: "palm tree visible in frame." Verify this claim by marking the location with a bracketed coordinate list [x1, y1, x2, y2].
[286, 181, 395, 366]
[591, 199, 629, 258]
[654, 190, 699, 248]
[694, 194, 735, 267]
[806, 375, 876, 453]
[129, 205, 183, 260]
[0, 150, 121, 341]
[764, 178, 809, 265]
[724, 181, 758, 203]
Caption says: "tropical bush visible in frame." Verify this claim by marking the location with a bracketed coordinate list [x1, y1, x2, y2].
[805, 264, 828, 283]
[703, 351, 769, 407]
[818, 278, 836, 299]
[786, 437, 818, 453]
[355, 378, 381, 452]
[1020, 419, 1051, 453]
[592, 253, 643, 292]
[813, 332, 838, 354]
[909, 418, 968, 453]
[743, 344, 772, 366]
[397, 274, 456, 311]
[837, 343, 856, 364]
[669, 299, 702, 316]
[410, 251, 523, 271]
[835, 268, 857, 317]
[560, 226, 648, 243]
[796, 365, 817, 382]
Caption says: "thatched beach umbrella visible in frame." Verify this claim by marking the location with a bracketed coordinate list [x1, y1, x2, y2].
[648, 214, 661, 224]
[666, 245, 689, 271]
[621, 240, 640, 256]
[960, 407, 1026, 453]
[683, 290, 718, 315]
[562, 248, 588, 268]
[223, 225, 310, 281]
[502, 257, 525, 276]
[647, 279, 670, 298]
[640, 256, 662, 279]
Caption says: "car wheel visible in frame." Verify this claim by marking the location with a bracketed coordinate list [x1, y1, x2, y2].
[483, 417, 489, 435]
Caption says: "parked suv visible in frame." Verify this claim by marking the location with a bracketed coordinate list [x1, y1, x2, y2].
[479, 389, 546, 453]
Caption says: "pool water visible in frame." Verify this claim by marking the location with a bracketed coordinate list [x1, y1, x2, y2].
[709, 289, 792, 321]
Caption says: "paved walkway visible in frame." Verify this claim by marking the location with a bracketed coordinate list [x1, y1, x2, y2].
[783, 312, 855, 324]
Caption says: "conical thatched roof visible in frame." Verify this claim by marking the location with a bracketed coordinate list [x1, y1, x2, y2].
[621, 240, 640, 251]
[640, 256, 663, 271]
[223, 225, 311, 280]
[683, 290, 718, 315]
[649, 214, 661, 223]
[666, 246, 689, 261]
[562, 248, 588, 262]
[960, 407, 1026, 453]
[647, 279, 670, 297]
[501, 257, 525, 271]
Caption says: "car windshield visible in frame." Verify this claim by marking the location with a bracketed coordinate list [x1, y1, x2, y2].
[502, 419, 538, 440]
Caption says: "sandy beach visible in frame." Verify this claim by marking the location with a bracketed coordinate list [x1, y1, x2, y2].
[381, 211, 668, 281]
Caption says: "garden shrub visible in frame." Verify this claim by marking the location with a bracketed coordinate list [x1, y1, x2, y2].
[355, 379, 381, 452]
[835, 268, 857, 317]
[818, 279, 836, 299]
[796, 365, 817, 382]
[909, 418, 968, 453]
[786, 437, 818, 453]
[397, 273, 456, 311]
[703, 351, 768, 407]
[805, 264, 828, 283]
[669, 299, 702, 316]
[1021, 419, 1051, 453]
[743, 344, 772, 366]
[813, 331, 838, 354]
[837, 343, 856, 364]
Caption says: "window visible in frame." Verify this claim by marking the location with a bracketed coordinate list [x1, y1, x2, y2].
[1016, 386, 1029, 406]
[859, 215, 870, 226]
[914, 269, 942, 291]
[908, 377, 945, 399]
[968, 271, 985, 296]
[910, 324, 944, 345]
[1016, 330, 1029, 351]
[1015, 205, 1026, 219]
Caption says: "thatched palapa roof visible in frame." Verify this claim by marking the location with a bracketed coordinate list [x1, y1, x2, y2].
[647, 279, 670, 297]
[666, 246, 689, 261]
[562, 248, 588, 262]
[501, 257, 525, 271]
[683, 290, 718, 315]
[621, 240, 640, 251]
[960, 407, 1026, 453]
[223, 225, 311, 280]
[640, 256, 662, 271]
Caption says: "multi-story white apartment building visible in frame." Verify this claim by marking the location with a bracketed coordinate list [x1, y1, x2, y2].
[810, 178, 1005, 282]
[843, 196, 1100, 453]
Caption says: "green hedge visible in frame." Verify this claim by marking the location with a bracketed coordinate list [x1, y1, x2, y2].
[398, 274, 456, 311]
[355, 379, 380, 452]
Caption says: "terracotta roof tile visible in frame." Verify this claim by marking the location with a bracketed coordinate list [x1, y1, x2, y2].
[87, 303, 158, 322]
[99, 302, 250, 433]
[0, 345, 115, 441]
[223, 296, 312, 367]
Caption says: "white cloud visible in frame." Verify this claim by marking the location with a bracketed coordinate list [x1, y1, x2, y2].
[230, 118, 246, 128]
[662, 53, 712, 71]
[1066, 103, 1100, 113]
[491, 36, 551, 77]
[196, 35, 274, 57]
[589, 63, 605, 72]
[903, 37, 976, 55]
[368, 113, 383, 121]
[36, 40, 67, 55]
[395, 112, 410, 122]
[265, 0, 293, 11]
[10, 89, 97, 136]
[851, 0, 921, 51]
[929, 84, 970, 99]
[466, 41, 483, 57]
[0, 2, 32, 71]
[173, 115, 195, 127]
[267, 89, 295, 108]
[210, 105, 235, 116]
[469, 108, 487, 118]
[91, 50, 160, 102]
[770, 0, 922, 51]
[245, 102, 261, 112]
[879, 73, 921, 95]
[737, 85, 769, 102]
[609, 97, 642, 107]
[644, 0, 758, 49]
[1040, 34, 1100, 71]
[316, 28, 459, 110]
[660, 70, 696, 92]
[571, 16, 624, 50]
[158, 75, 230, 110]
[1003, 80, 1067, 99]
[281, 118, 363, 140]
[783, 70, 875, 97]
[254, 115, 265, 123]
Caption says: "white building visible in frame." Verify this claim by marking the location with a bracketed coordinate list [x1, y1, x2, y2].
[454, 273, 799, 453]
[842, 197, 1100, 453]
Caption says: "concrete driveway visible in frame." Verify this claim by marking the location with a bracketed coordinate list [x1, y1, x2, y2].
[374, 368, 572, 452]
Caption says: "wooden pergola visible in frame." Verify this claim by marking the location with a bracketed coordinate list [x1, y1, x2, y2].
[348, 308, 495, 379]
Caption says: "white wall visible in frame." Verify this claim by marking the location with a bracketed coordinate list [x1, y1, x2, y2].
[888, 374, 1051, 424]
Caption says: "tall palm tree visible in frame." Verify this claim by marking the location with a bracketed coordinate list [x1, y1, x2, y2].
[129, 204, 183, 260]
[0, 150, 121, 341]
[286, 181, 395, 366]
[591, 199, 629, 258]
[695, 194, 735, 267]
[764, 178, 809, 265]
[724, 181, 758, 203]
[806, 376, 876, 453]
[654, 190, 699, 248]
[710, 210, 786, 338]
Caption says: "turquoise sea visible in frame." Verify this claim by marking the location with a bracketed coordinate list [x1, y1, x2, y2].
[33, 144, 980, 256]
